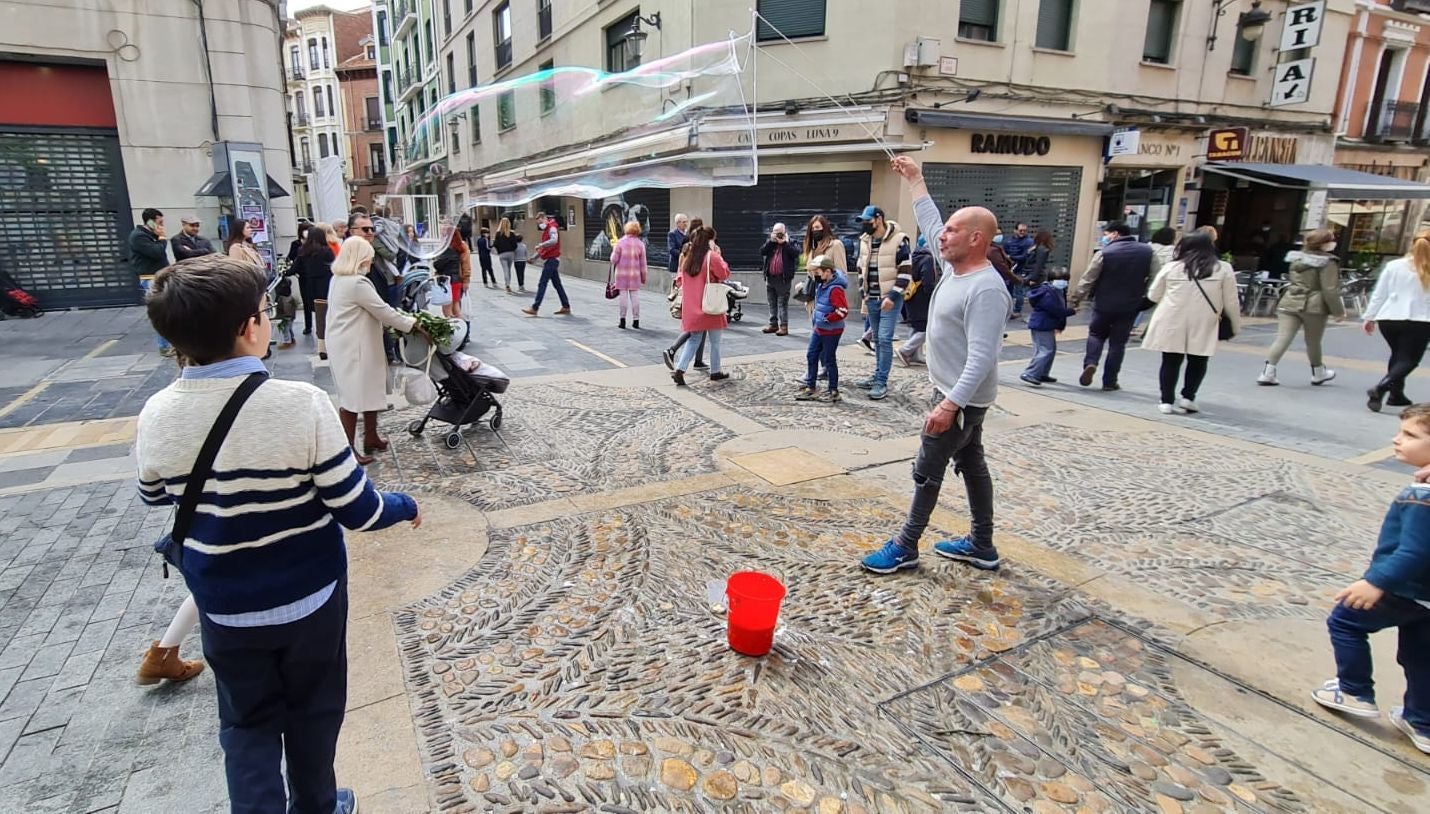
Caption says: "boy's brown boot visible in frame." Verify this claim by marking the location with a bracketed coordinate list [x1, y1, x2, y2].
[137, 641, 204, 685]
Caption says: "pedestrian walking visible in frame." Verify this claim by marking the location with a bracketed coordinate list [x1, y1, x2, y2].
[226, 219, 263, 269]
[897, 235, 939, 366]
[852, 204, 912, 401]
[1003, 222, 1035, 317]
[1141, 232, 1241, 414]
[795, 255, 848, 403]
[667, 213, 689, 284]
[665, 217, 707, 371]
[760, 222, 800, 336]
[1071, 221, 1162, 392]
[137, 253, 420, 814]
[862, 155, 1010, 575]
[325, 237, 419, 464]
[286, 222, 310, 265]
[295, 227, 335, 347]
[513, 234, 529, 292]
[1364, 231, 1430, 412]
[1257, 229, 1345, 387]
[798, 215, 848, 317]
[610, 220, 647, 329]
[1020, 274, 1075, 386]
[1311, 402, 1430, 755]
[671, 226, 731, 385]
[171, 216, 216, 261]
[522, 211, 572, 316]
[1022, 229, 1054, 285]
[493, 218, 519, 292]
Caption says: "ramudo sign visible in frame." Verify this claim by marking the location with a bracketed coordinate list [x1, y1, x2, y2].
[970, 133, 1053, 156]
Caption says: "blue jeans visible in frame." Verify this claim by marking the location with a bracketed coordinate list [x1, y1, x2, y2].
[866, 297, 897, 386]
[1023, 330, 1057, 381]
[677, 330, 721, 373]
[1009, 281, 1026, 314]
[805, 332, 840, 391]
[532, 258, 569, 309]
[1327, 597, 1430, 733]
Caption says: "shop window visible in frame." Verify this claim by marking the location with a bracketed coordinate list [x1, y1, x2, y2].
[494, 2, 513, 71]
[1229, 27, 1256, 75]
[538, 0, 553, 41]
[755, 0, 826, 42]
[1143, 0, 1180, 65]
[606, 10, 640, 73]
[1035, 0, 1074, 51]
[498, 90, 516, 131]
[958, 0, 999, 42]
[540, 60, 556, 114]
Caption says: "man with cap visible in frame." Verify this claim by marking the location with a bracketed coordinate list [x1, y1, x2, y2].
[171, 216, 217, 261]
[853, 204, 912, 401]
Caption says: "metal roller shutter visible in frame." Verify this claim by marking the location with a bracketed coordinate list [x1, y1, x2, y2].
[922, 163, 1082, 270]
[0, 127, 137, 308]
[581, 188, 670, 262]
[712, 170, 871, 271]
[756, 0, 827, 42]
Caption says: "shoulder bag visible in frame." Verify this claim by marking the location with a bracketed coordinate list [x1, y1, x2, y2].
[152, 373, 266, 578]
[700, 253, 732, 316]
[1190, 272, 1236, 341]
[605, 257, 620, 300]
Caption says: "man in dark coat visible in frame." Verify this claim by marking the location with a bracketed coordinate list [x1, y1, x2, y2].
[1070, 221, 1162, 391]
[171, 216, 216, 261]
[129, 208, 170, 276]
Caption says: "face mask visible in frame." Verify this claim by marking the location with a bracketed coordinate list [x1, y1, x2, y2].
[862, 223, 875, 235]
[809, 229, 824, 241]
[1098, 235, 1112, 247]
[993, 234, 1004, 245]
[1051, 279, 1069, 290]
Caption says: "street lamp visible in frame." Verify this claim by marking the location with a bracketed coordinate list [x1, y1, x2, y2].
[622, 12, 662, 64]
[1207, 0, 1273, 51]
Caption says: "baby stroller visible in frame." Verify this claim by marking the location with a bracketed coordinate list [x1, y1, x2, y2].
[400, 324, 508, 449]
[726, 278, 750, 322]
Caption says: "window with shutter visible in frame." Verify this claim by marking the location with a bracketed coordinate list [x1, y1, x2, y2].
[1142, 0, 1180, 64]
[1229, 29, 1256, 75]
[755, 0, 826, 42]
[1035, 0, 1074, 51]
[958, 0, 999, 42]
[605, 10, 640, 73]
[498, 91, 516, 131]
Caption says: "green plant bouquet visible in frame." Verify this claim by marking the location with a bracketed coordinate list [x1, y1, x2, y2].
[407, 310, 454, 348]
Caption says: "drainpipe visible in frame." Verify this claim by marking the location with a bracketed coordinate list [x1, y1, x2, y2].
[192, 0, 221, 143]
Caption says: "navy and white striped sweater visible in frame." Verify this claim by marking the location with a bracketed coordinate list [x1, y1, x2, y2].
[137, 376, 417, 616]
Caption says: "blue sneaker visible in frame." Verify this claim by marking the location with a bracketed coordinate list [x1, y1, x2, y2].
[861, 539, 919, 574]
[853, 378, 876, 390]
[336, 788, 359, 814]
[868, 383, 888, 400]
[933, 537, 1001, 570]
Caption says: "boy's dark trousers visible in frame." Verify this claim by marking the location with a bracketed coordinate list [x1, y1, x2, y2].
[805, 332, 840, 391]
[1327, 595, 1430, 732]
[199, 580, 349, 814]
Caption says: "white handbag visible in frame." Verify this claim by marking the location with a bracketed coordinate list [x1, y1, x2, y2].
[699, 253, 731, 316]
[402, 347, 438, 405]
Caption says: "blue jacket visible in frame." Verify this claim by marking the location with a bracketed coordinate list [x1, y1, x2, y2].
[1003, 233, 1035, 268]
[812, 271, 850, 334]
[1027, 283, 1074, 332]
[1365, 483, 1430, 602]
[667, 229, 687, 275]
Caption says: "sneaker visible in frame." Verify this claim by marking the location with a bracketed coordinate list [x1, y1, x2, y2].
[853, 378, 876, 390]
[860, 539, 919, 574]
[1101, 383, 1120, 391]
[933, 537, 1001, 570]
[336, 788, 359, 814]
[554, 307, 572, 315]
[1391, 707, 1430, 754]
[672, 370, 686, 387]
[1158, 403, 1175, 415]
[1177, 398, 1199, 414]
[1310, 679, 1380, 718]
[860, 334, 875, 353]
[823, 390, 841, 403]
[1367, 388, 1385, 413]
[816, 371, 829, 381]
[1079, 364, 1096, 387]
[662, 349, 675, 370]
[693, 361, 709, 370]
[1387, 393, 1413, 407]
[868, 383, 888, 400]
[1311, 365, 1336, 386]
[795, 386, 817, 401]
[709, 372, 730, 381]
[897, 349, 914, 367]
[1019, 375, 1042, 387]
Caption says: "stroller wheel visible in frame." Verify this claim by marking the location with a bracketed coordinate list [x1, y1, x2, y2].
[444, 432, 462, 449]
[489, 410, 503, 431]
[731, 311, 742, 322]
[407, 419, 424, 436]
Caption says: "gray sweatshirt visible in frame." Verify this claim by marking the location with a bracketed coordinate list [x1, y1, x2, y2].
[914, 195, 1011, 408]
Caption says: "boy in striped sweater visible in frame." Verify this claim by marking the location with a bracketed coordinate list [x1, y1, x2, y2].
[137, 254, 420, 814]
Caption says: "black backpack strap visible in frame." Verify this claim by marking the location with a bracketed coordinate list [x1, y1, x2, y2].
[170, 373, 267, 559]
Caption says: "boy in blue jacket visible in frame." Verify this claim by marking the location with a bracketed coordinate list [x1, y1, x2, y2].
[1019, 272, 1075, 387]
[1312, 403, 1430, 753]
[796, 255, 849, 403]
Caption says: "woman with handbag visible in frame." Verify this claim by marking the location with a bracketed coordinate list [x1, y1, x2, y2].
[672, 226, 731, 386]
[1141, 231, 1241, 415]
[1363, 230, 1430, 412]
[609, 220, 647, 329]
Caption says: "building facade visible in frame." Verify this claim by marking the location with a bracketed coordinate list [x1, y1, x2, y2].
[337, 39, 388, 210]
[0, 0, 296, 308]
[375, 0, 450, 199]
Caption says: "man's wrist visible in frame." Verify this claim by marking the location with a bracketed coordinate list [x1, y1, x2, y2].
[936, 398, 959, 413]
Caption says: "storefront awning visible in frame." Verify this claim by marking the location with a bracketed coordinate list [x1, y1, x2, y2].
[903, 109, 1115, 137]
[195, 171, 292, 199]
[1201, 162, 1430, 200]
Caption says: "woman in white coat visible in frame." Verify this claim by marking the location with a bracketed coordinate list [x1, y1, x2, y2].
[325, 236, 417, 464]
[1141, 231, 1241, 414]
[1363, 230, 1430, 412]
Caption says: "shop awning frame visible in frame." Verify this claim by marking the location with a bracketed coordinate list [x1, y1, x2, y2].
[195, 171, 292, 199]
[1201, 162, 1430, 200]
[903, 109, 1116, 137]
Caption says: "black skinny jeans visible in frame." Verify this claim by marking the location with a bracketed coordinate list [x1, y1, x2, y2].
[1159, 352, 1209, 404]
[1376, 320, 1430, 397]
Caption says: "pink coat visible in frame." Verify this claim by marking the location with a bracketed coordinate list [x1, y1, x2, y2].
[677, 250, 730, 333]
[609, 235, 647, 290]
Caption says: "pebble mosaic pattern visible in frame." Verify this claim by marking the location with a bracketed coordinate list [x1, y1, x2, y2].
[884, 619, 1310, 813]
[368, 381, 734, 511]
[393, 488, 1094, 812]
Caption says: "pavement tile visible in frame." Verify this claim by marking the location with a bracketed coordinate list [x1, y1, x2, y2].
[0, 677, 50, 722]
[18, 641, 75, 682]
[0, 727, 62, 785]
[71, 618, 120, 657]
[49, 649, 103, 693]
[0, 633, 45, 671]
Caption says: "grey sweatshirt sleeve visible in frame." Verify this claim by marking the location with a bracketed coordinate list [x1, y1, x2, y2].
[913, 196, 948, 273]
[946, 287, 1008, 408]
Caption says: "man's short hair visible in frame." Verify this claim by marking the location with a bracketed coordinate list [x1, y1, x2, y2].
[1016, 222, 1028, 230]
[348, 212, 372, 230]
[1105, 221, 1132, 237]
[349, 205, 368, 216]
[1401, 403, 1430, 432]
[146, 255, 267, 365]
[142, 208, 163, 223]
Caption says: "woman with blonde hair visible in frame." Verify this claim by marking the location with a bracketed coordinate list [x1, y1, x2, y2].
[1256, 229, 1345, 387]
[325, 236, 418, 463]
[609, 221, 647, 329]
[325, 222, 342, 257]
[493, 217, 519, 292]
[1363, 230, 1430, 412]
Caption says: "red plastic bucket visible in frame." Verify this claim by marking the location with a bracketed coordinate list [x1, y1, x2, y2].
[726, 571, 786, 656]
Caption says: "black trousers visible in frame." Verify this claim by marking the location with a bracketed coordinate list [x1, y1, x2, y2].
[514, 260, 527, 288]
[1159, 352, 1209, 404]
[199, 581, 348, 814]
[1377, 320, 1430, 397]
[298, 275, 318, 332]
[1083, 310, 1137, 386]
[896, 403, 994, 552]
[480, 260, 496, 285]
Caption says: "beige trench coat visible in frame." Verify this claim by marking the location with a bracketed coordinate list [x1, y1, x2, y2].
[325, 275, 416, 412]
[1141, 260, 1241, 358]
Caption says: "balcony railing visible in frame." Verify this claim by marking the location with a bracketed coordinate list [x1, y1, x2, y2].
[295, 112, 310, 126]
[300, 161, 315, 173]
[366, 118, 383, 131]
[1369, 100, 1421, 142]
[394, 0, 417, 38]
[289, 65, 306, 82]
